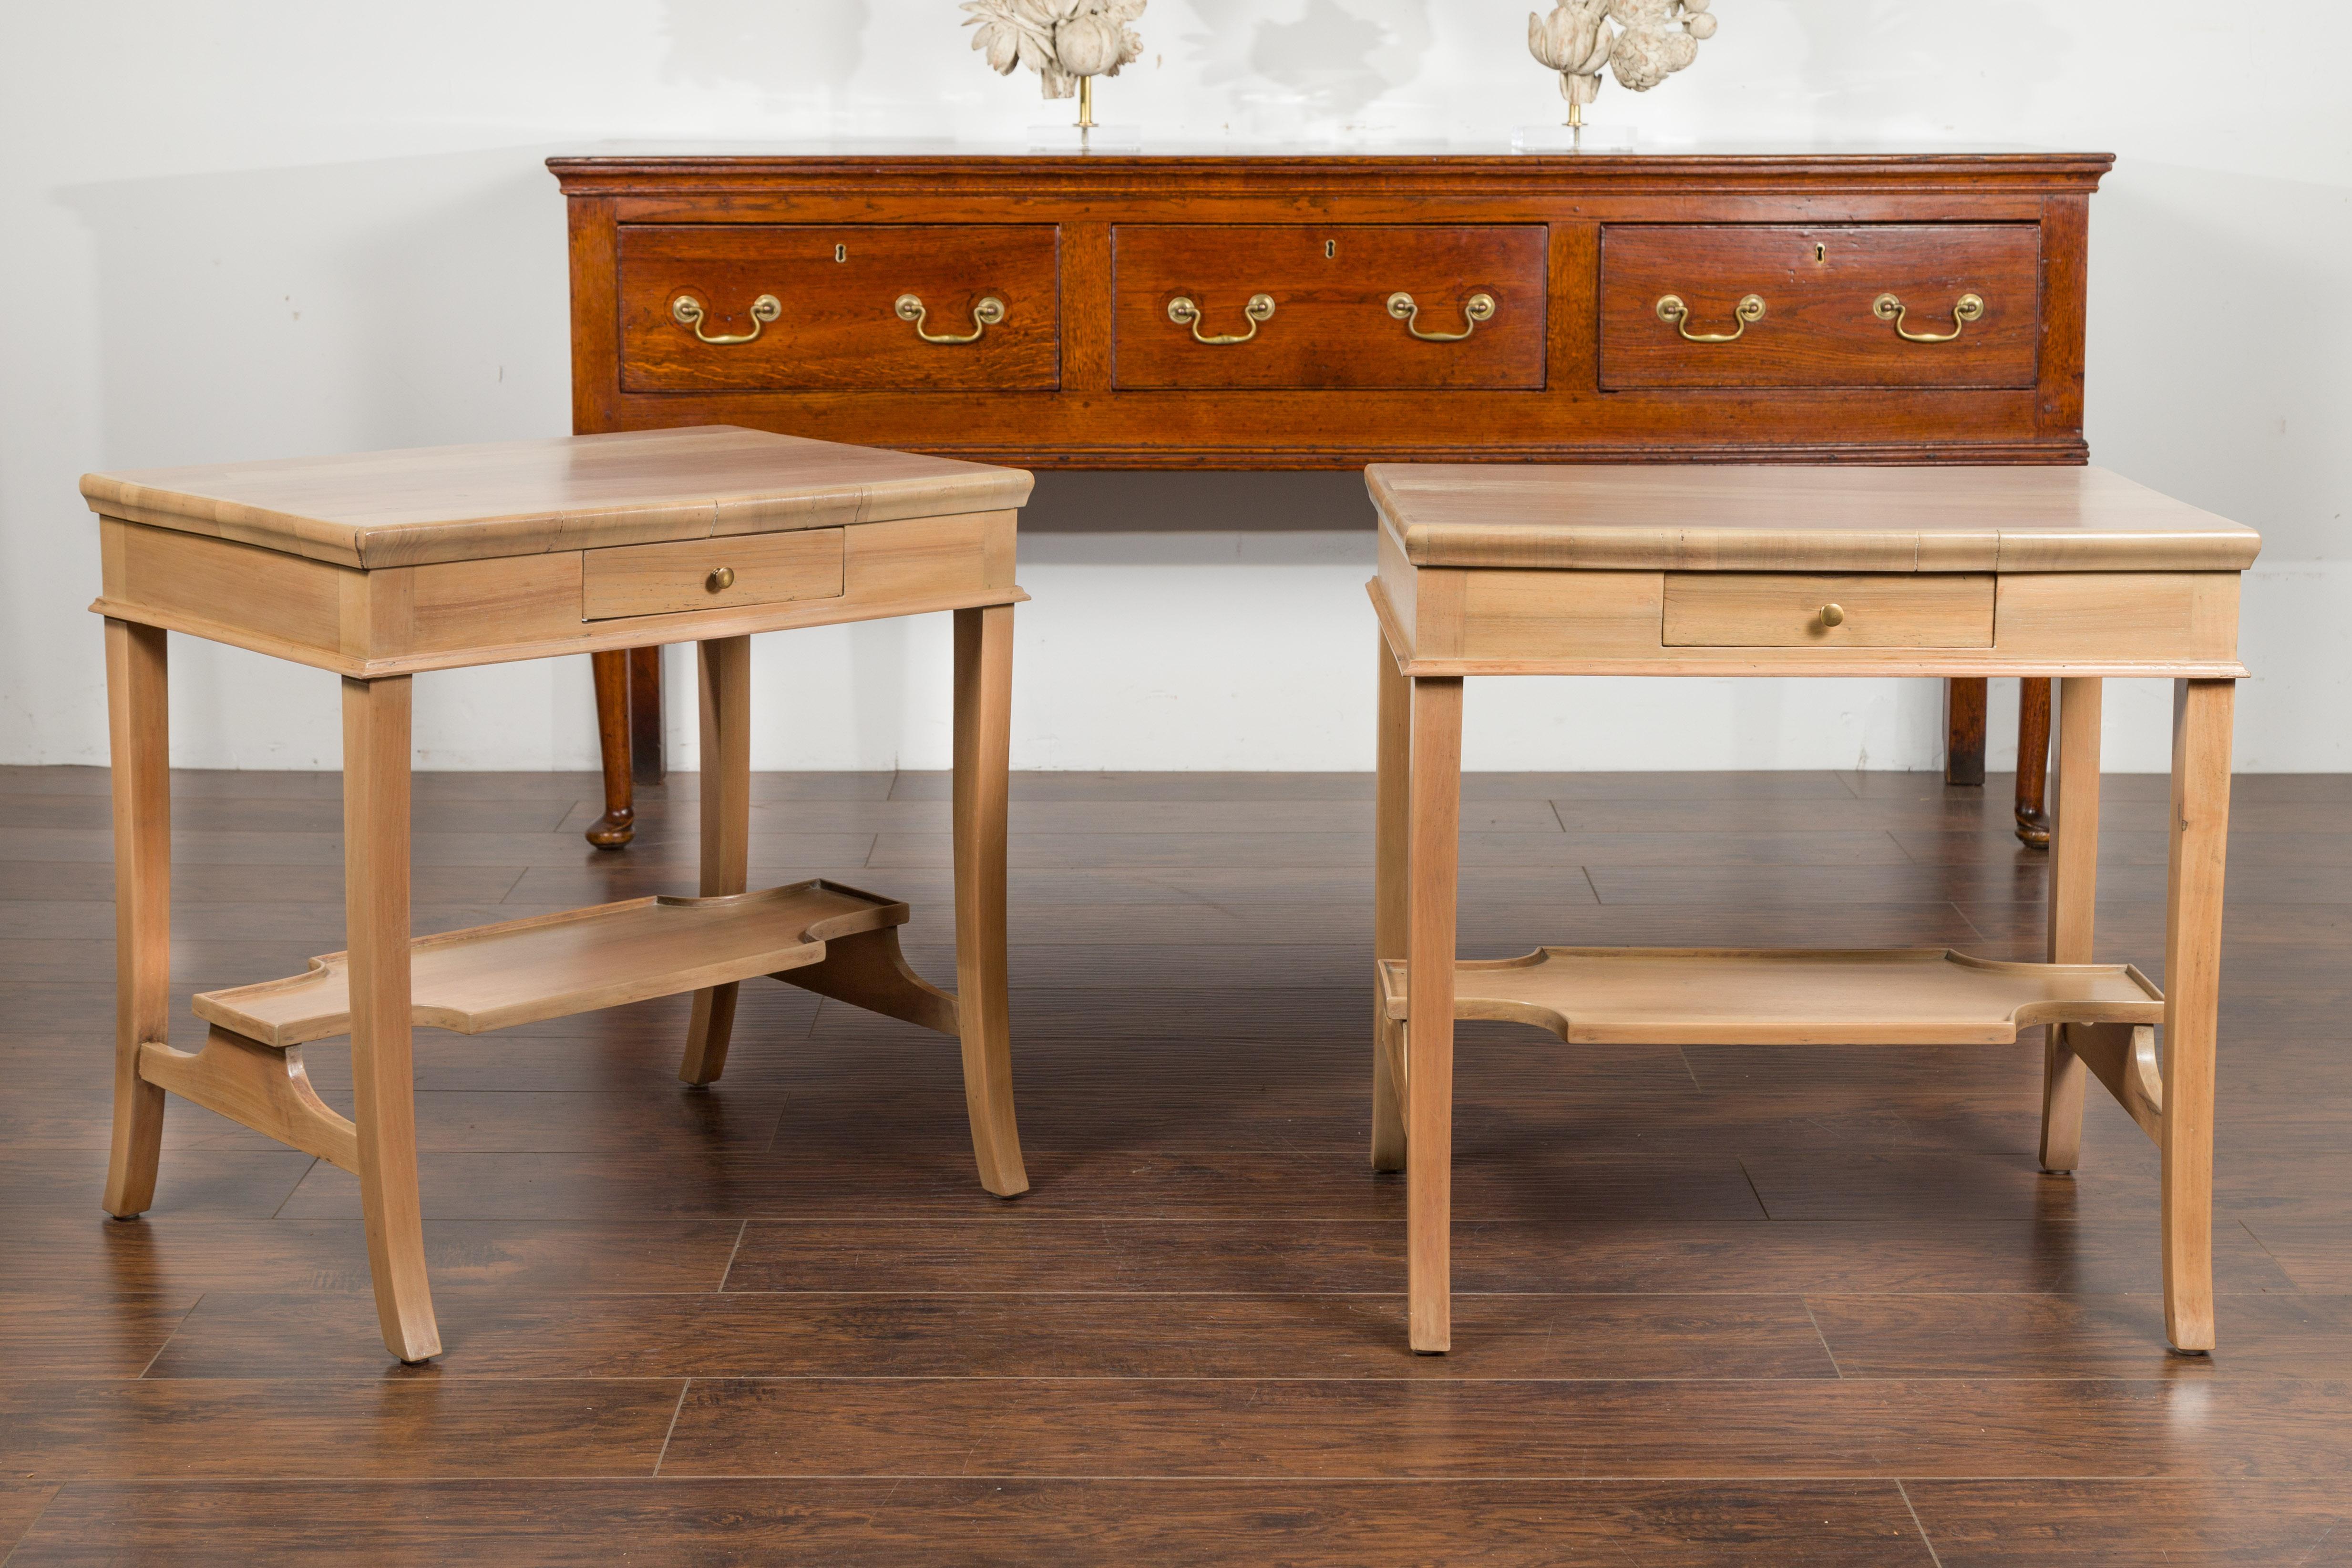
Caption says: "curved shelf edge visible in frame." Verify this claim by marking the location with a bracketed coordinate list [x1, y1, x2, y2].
[1376, 946, 2165, 1046]
[194, 879, 912, 1047]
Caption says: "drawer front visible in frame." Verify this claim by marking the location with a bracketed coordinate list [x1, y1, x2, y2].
[1113, 225, 1546, 390]
[618, 225, 1059, 392]
[1663, 573, 1995, 647]
[1601, 225, 2040, 390]
[582, 529, 845, 621]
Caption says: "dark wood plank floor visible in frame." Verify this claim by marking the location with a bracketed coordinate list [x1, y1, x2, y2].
[5, 764, 2351, 1565]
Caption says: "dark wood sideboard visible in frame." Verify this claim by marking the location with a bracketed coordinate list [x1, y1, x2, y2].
[552, 148, 2112, 841]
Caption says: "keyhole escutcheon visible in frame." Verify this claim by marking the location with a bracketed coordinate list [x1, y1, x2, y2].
[1325, 239, 1336, 260]
[834, 244, 848, 263]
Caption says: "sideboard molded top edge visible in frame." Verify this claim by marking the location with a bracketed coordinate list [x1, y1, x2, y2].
[1366, 464, 2260, 574]
[549, 146, 2116, 190]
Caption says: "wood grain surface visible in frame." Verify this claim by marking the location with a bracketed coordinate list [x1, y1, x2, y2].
[1598, 223, 2041, 390]
[1368, 463, 2263, 574]
[552, 150, 2111, 468]
[1110, 225, 1546, 390]
[81, 426, 1034, 569]
[617, 224, 1061, 393]
[4, 761, 2345, 1562]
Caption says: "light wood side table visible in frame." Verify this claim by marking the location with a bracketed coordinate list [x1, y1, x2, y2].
[83, 425, 1033, 1363]
[1366, 464, 2261, 1356]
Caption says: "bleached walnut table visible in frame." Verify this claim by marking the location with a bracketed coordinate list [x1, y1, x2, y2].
[83, 425, 1033, 1362]
[1365, 463, 2260, 1356]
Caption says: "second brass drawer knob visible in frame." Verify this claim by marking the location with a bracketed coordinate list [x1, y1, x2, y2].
[1169, 293, 1276, 345]
[1874, 291, 1986, 343]
[1388, 291, 1497, 343]
[1656, 293, 1767, 343]
[897, 292, 1007, 345]
[707, 566, 736, 593]
[1819, 603, 1846, 628]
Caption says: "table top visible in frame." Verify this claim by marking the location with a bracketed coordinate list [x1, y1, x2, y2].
[1367, 465, 2260, 574]
[81, 426, 1033, 570]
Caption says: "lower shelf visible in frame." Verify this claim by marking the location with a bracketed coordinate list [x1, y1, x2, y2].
[1377, 947, 2164, 1045]
[195, 880, 910, 1046]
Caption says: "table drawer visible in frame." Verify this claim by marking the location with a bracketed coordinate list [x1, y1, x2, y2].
[1112, 225, 1546, 390]
[1600, 225, 2040, 390]
[582, 529, 845, 620]
[618, 225, 1059, 392]
[1663, 573, 1995, 647]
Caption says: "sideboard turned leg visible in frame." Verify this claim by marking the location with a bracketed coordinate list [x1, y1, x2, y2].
[952, 605, 1028, 1199]
[680, 636, 752, 1087]
[2015, 677, 2054, 846]
[1370, 632, 1411, 1173]
[102, 619, 171, 1218]
[2160, 678, 2233, 1355]
[2040, 677, 2103, 1174]
[1944, 677, 1988, 787]
[628, 645, 665, 786]
[343, 675, 440, 1364]
[1406, 676, 1463, 1354]
[585, 650, 636, 848]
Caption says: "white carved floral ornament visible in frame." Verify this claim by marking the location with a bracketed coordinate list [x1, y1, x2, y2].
[962, 0, 1148, 100]
[1529, 0, 1717, 119]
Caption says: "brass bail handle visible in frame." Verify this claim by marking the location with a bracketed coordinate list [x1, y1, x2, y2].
[1168, 293, 1276, 345]
[1656, 293, 1766, 343]
[1874, 291, 1986, 343]
[1388, 291, 1497, 343]
[672, 292, 781, 346]
[897, 293, 1007, 345]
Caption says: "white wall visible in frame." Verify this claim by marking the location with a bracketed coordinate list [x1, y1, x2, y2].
[3, 1, 2346, 773]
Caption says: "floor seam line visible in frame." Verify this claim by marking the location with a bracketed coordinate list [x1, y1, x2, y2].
[651, 1378, 694, 1477]
[715, 1220, 750, 1293]
[131, 1290, 207, 1380]
[1797, 1297, 1844, 1379]
[267, 1158, 322, 1219]
[1896, 1479, 1945, 1567]
[0, 1481, 65, 1568]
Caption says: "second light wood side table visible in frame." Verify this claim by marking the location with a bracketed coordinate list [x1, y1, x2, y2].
[84, 425, 1033, 1363]
[1366, 464, 2261, 1356]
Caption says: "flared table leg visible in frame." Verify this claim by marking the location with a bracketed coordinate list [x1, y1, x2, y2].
[1371, 631, 1411, 1173]
[1405, 676, 1462, 1354]
[2160, 678, 2233, 1354]
[2040, 676, 2103, 1174]
[953, 605, 1028, 1198]
[343, 675, 439, 1363]
[681, 636, 751, 1086]
[102, 619, 170, 1218]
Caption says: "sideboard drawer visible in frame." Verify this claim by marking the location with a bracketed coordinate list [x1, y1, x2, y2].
[1600, 225, 2040, 390]
[1663, 573, 1996, 647]
[618, 225, 1059, 392]
[1112, 225, 1546, 390]
[582, 529, 846, 620]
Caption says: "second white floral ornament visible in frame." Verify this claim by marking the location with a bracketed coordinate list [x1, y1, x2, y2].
[963, 0, 1147, 131]
[1527, 0, 1716, 140]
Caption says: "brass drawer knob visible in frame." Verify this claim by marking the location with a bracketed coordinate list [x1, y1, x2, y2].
[1656, 293, 1765, 343]
[1388, 291, 1497, 342]
[671, 293, 781, 346]
[707, 566, 736, 594]
[1169, 293, 1276, 345]
[1874, 291, 1985, 343]
[1819, 603, 1846, 628]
